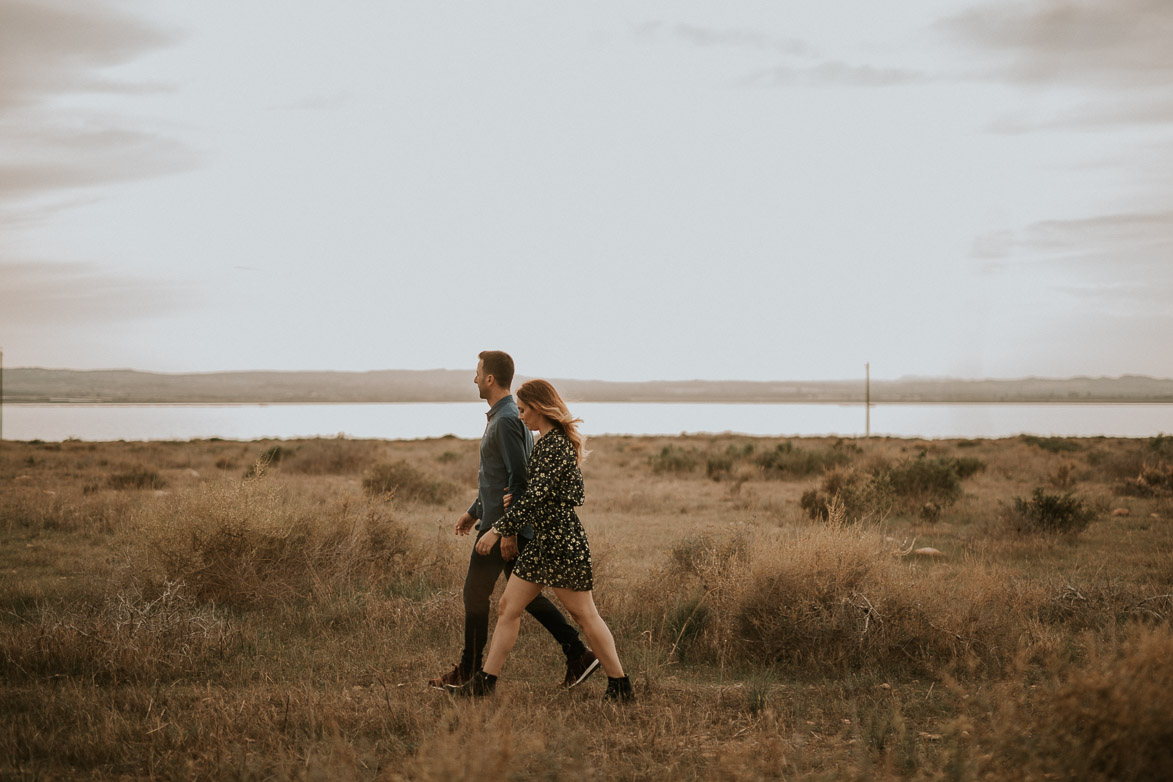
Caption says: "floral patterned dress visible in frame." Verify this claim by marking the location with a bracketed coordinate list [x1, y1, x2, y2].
[494, 428, 593, 591]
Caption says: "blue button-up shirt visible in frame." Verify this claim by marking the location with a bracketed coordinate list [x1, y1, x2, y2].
[467, 395, 534, 537]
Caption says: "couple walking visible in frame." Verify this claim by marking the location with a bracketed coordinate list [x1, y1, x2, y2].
[428, 350, 634, 701]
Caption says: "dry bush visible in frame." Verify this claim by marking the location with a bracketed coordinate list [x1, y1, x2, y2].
[1116, 462, 1173, 497]
[136, 478, 437, 607]
[1, 582, 238, 684]
[106, 465, 166, 490]
[800, 456, 980, 522]
[362, 460, 457, 504]
[284, 437, 380, 475]
[991, 627, 1173, 782]
[1086, 444, 1152, 480]
[634, 519, 1037, 676]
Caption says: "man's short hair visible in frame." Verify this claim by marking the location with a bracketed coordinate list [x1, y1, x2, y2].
[478, 350, 515, 389]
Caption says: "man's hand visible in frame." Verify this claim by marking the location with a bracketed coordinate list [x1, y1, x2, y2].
[500, 535, 519, 561]
[475, 529, 500, 556]
[503, 492, 513, 510]
[455, 512, 476, 536]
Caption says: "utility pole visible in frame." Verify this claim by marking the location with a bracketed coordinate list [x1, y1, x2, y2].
[865, 362, 870, 439]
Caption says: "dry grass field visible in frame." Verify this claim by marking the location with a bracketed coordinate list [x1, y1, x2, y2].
[3, 432, 1173, 780]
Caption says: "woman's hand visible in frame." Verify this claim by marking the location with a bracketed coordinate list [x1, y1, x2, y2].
[503, 492, 513, 509]
[475, 529, 501, 556]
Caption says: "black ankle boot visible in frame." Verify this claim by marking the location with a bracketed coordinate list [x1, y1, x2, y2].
[603, 675, 635, 702]
[451, 669, 496, 697]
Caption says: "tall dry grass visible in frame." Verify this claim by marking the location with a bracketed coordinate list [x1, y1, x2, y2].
[3, 434, 1173, 780]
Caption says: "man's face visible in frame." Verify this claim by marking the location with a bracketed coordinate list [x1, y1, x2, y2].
[474, 360, 492, 400]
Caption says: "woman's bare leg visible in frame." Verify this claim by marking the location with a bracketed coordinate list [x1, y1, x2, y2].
[552, 588, 624, 678]
[481, 576, 543, 677]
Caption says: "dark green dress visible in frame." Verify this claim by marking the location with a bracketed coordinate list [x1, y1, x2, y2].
[495, 428, 593, 591]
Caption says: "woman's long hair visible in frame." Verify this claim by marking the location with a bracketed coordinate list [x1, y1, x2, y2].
[516, 379, 589, 464]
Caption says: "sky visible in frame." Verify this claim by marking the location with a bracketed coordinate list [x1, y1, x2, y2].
[1, 0, 1171, 383]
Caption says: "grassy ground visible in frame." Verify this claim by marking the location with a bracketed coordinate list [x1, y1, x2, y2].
[2, 433, 1172, 780]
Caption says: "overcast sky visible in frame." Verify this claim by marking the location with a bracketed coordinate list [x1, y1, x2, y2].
[1, 0, 1171, 382]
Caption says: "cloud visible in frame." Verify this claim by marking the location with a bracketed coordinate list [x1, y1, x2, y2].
[973, 210, 1173, 309]
[0, 0, 178, 110]
[266, 92, 351, 112]
[634, 21, 817, 58]
[744, 61, 927, 88]
[0, 124, 198, 199]
[987, 97, 1173, 133]
[635, 20, 925, 87]
[0, 261, 199, 326]
[0, 1, 192, 224]
[942, 0, 1173, 87]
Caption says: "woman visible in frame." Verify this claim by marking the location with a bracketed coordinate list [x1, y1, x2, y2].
[455, 379, 634, 701]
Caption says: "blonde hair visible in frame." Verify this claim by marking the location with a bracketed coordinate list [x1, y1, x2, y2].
[516, 379, 589, 464]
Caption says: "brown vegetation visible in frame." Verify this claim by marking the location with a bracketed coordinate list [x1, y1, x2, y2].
[2, 433, 1172, 780]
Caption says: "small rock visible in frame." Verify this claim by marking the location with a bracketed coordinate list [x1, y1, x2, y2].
[919, 732, 943, 742]
[15, 475, 32, 481]
[1151, 513, 1161, 520]
[879, 683, 892, 690]
[153, 490, 169, 497]
[188, 469, 200, 478]
[914, 547, 944, 558]
[1111, 508, 1130, 517]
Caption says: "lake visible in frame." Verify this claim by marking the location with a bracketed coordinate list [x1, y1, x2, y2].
[3, 402, 1172, 442]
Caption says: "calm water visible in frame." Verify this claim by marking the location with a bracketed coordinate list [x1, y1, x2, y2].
[3, 402, 1172, 442]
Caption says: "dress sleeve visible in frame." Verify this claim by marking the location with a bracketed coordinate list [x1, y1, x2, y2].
[495, 434, 578, 536]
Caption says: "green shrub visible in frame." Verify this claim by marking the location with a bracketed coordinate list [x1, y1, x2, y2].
[648, 445, 700, 474]
[755, 440, 853, 479]
[362, 461, 457, 504]
[706, 455, 733, 480]
[1010, 488, 1096, 535]
[883, 457, 963, 505]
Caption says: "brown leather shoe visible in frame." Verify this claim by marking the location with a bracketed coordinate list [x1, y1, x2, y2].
[428, 662, 472, 689]
[563, 649, 601, 689]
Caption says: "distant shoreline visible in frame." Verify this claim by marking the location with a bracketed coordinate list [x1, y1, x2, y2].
[5, 367, 1173, 406]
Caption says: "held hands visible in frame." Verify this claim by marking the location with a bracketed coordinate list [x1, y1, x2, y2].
[500, 535, 518, 561]
[503, 493, 513, 509]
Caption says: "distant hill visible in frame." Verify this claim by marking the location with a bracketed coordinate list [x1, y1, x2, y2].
[4, 368, 1173, 404]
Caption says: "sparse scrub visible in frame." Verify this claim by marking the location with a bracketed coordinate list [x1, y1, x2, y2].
[755, 439, 854, 479]
[1022, 435, 1081, 453]
[1116, 463, 1173, 497]
[362, 460, 457, 503]
[4, 434, 1173, 780]
[1009, 488, 1096, 535]
[106, 465, 166, 490]
[285, 437, 377, 475]
[799, 456, 978, 522]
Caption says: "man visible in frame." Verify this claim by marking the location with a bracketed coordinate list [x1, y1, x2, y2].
[428, 350, 599, 689]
